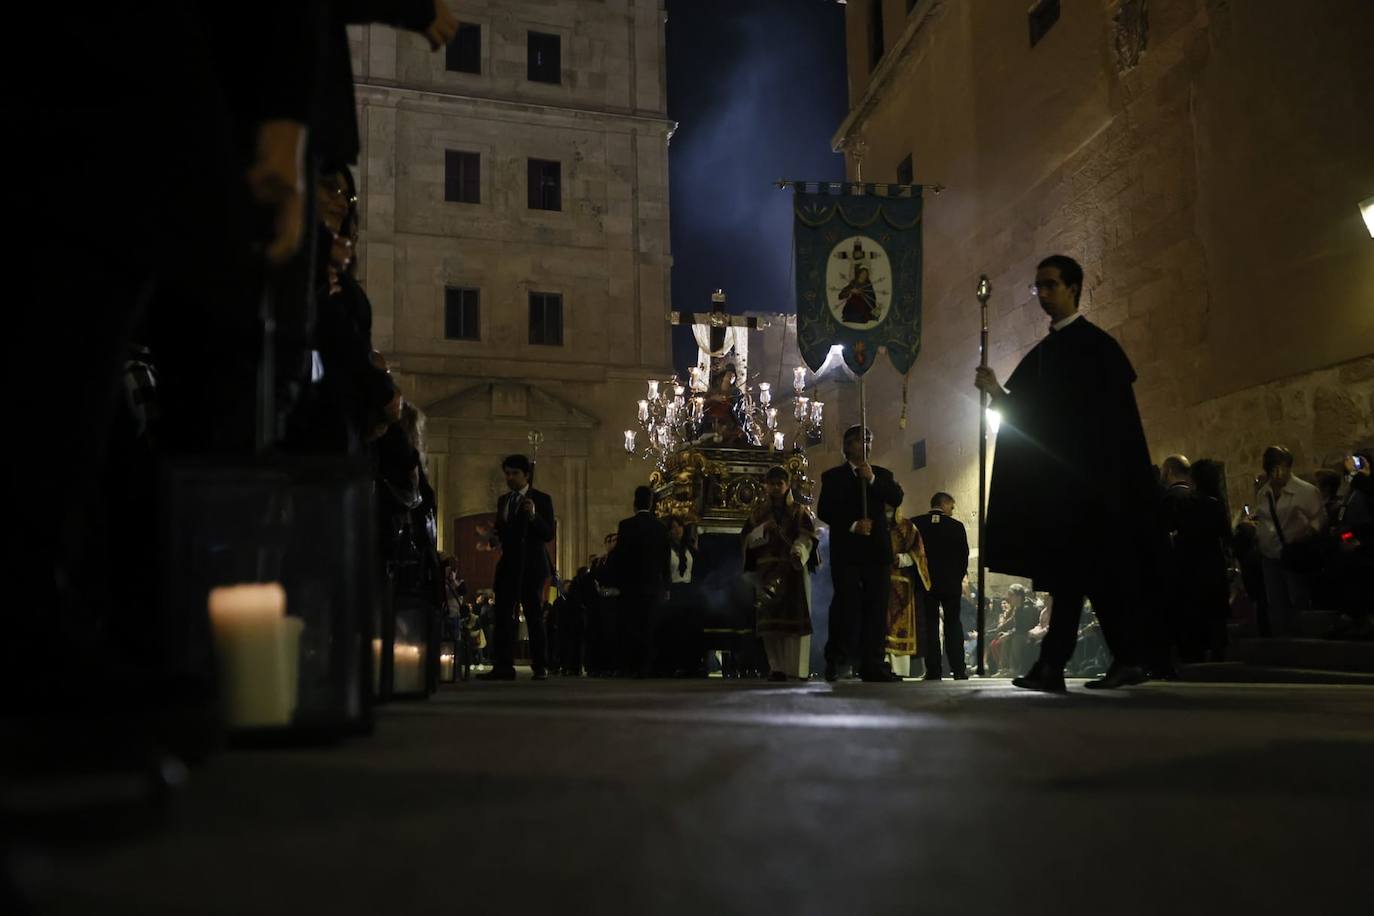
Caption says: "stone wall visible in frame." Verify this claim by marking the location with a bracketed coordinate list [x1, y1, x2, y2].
[825, 0, 1374, 541]
[348, 1, 674, 577]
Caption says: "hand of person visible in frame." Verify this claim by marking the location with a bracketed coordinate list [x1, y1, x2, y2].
[383, 390, 403, 424]
[974, 366, 1004, 399]
[855, 462, 875, 483]
[423, 0, 459, 50]
[247, 119, 307, 265]
[521, 497, 536, 517]
[853, 519, 873, 536]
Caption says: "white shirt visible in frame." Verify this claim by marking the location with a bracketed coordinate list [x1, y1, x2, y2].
[669, 546, 693, 584]
[1051, 311, 1083, 332]
[1253, 475, 1326, 559]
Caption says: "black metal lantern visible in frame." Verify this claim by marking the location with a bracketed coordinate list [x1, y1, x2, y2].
[374, 590, 439, 701]
[164, 456, 376, 742]
[437, 637, 457, 684]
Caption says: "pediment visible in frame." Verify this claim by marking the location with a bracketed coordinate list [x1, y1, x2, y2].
[423, 382, 599, 430]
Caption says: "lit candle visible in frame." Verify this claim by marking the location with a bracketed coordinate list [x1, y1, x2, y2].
[392, 644, 425, 693]
[647, 379, 659, 400]
[766, 407, 778, 430]
[691, 396, 704, 420]
[208, 583, 302, 728]
[759, 382, 771, 406]
[793, 366, 807, 393]
[372, 637, 383, 693]
[624, 429, 636, 453]
[690, 367, 707, 392]
[637, 399, 649, 422]
[811, 401, 824, 424]
[773, 431, 786, 451]
[673, 383, 685, 398]
[439, 650, 455, 682]
[795, 396, 809, 420]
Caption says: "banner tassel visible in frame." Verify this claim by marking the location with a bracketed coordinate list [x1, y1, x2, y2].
[898, 370, 910, 430]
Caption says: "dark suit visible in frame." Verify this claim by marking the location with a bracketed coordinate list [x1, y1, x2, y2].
[492, 487, 556, 674]
[610, 511, 671, 676]
[914, 509, 970, 677]
[817, 463, 904, 675]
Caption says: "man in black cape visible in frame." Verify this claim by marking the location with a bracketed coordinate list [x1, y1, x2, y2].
[975, 254, 1156, 692]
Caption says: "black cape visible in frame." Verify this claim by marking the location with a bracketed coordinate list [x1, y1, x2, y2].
[984, 316, 1155, 591]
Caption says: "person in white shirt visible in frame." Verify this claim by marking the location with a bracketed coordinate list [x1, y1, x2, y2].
[1243, 445, 1326, 635]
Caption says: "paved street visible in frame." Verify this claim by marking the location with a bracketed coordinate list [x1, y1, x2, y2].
[39, 678, 1373, 915]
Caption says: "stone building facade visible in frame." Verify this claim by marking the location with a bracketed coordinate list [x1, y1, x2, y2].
[347, 0, 673, 582]
[829, 0, 1374, 539]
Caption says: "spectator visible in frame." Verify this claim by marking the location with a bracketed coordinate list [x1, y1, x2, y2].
[1244, 446, 1327, 636]
[1321, 449, 1374, 639]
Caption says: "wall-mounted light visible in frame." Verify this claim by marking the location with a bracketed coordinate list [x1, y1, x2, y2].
[1361, 196, 1374, 239]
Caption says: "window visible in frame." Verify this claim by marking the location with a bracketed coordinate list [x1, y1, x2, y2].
[868, 0, 885, 71]
[1029, 0, 1061, 48]
[444, 150, 480, 204]
[444, 288, 480, 341]
[527, 158, 561, 211]
[446, 23, 481, 74]
[528, 292, 563, 346]
[911, 439, 927, 471]
[896, 153, 914, 186]
[527, 31, 561, 84]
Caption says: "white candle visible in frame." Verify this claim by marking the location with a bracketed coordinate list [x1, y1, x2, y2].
[773, 431, 786, 451]
[439, 650, 456, 682]
[208, 583, 302, 728]
[392, 644, 425, 693]
[372, 637, 383, 694]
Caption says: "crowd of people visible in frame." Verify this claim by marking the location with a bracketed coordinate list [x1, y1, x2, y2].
[428, 431, 1372, 689]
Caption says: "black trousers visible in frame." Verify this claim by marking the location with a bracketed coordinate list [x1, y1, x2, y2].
[619, 588, 663, 676]
[1038, 576, 1140, 672]
[826, 563, 890, 674]
[559, 602, 585, 673]
[920, 587, 966, 676]
[493, 574, 547, 673]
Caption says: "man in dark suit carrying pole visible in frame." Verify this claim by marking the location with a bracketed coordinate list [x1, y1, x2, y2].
[818, 425, 905, 682]
[914, 492, 970, 680]
[610, 486, 672, 678]
[975, 254, 1155, 692]
[479, 454, 556, 681]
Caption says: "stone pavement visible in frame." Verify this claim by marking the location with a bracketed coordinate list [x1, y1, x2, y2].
[36, 678, 1373, 915]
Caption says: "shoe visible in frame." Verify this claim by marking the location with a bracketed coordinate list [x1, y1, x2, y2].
[922, 672, 943, 681]
[1011, 664, 1067, 693]
[1085, 663, 1147, 690]
[860, 669, 903, 683]
[824, 661, 839, 682]
[531, 670, 548, 681]
[1145, 665, 1180, 681]
[476, 668, 516, 681]
[952, 671, 970, 680]
[768, 671, 787, 682]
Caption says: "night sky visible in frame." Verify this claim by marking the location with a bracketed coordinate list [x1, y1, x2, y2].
[665, 0, 848, 374]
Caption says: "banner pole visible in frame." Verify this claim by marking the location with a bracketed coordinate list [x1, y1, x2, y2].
[975, 275, 992, 678]
[858, 370, 868, 521]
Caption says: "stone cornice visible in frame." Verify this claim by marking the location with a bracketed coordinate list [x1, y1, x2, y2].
[355, 80, 677, 136]
[830, 0, 947, 153]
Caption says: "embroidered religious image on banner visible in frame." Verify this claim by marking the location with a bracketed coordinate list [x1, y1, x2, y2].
[791, 185, 923, 376]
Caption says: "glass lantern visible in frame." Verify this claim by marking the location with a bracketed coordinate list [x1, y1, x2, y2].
[166, 455, 377, 742]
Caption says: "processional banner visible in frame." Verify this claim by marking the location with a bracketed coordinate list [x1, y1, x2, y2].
[791, 184, 923, 376]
